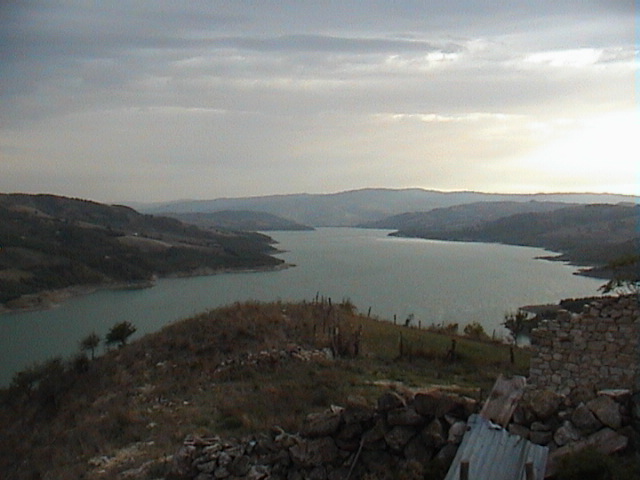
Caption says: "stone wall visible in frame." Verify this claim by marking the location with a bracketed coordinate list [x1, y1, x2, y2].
[166, 386, 636, 480]
[529, 295, 640, 394]
[167, 390, 478, 480]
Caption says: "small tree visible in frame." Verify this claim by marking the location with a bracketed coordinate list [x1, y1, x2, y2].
[463, 321, 488, 340]
[105, 321, 136, 348]
[598, 254, 640, 295]
[503, 310, 531, 346]
[80, 332, 100, 359]
[404, 313, 415, 327]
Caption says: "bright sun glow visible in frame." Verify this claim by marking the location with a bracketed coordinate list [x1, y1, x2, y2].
[519, 111, 639, 194]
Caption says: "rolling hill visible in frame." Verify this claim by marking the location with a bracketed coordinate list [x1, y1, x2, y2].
[165, 210, 313, 231]
[389, 203, 640, 279]
[0, 194, 283, 308]
[140, 188, 638, 227]
[358, 200, 576, 231]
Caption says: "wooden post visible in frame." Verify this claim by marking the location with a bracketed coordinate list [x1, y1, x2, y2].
[525, 461, 535, 480]
[510, 346, 515, 364]
[447, 339, 457, 362]
[460, 460, 469, 480]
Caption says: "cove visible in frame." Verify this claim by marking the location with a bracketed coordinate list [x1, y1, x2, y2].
[0, 228, 603, 386]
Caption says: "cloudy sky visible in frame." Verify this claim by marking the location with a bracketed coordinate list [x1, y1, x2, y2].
[1, 1, 637, 203]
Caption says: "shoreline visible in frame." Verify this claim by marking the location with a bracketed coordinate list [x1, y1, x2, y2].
[390, 232, 609, 281]
[0, 262, 291, 316]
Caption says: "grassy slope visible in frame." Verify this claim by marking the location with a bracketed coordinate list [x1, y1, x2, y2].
[0, 301, 528, 479]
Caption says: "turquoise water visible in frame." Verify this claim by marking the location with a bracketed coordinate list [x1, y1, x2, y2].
[0, 228, 603, 385]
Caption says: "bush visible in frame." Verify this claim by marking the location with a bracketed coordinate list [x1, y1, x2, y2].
[426, 322, 459, 335]
[105, 321, 137, 347]
[80, 332, 101, 359]
[463, 322, 488, 339]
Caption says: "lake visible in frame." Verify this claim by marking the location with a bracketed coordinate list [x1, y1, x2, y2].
[0, 228, 603, 386]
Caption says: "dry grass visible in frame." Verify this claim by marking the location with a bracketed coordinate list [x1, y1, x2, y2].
[0, 300, 530, 479]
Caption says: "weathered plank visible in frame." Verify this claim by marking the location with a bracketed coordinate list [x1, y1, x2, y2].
[479, 374, 527, 427]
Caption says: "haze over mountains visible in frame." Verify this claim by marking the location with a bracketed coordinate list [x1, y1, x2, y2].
[143, 188, 639, 281]
[142, 188, 637, 227]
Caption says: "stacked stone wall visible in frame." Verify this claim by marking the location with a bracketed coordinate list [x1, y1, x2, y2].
[529, 295, 639, 394]
[167, 386, 636, 480]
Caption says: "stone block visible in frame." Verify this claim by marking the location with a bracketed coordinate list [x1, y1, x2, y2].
[529, 430, 553, 446]
[554, 421, 583, 446]
[384, 425, 416, 451]
[587, 395, 622, 430]
[571, 403, 602, 434]
[526, 389, 563, 420]
[376, 391, 406, 412]
[289, 437, 339, 468]
[447, 421, 467, 445]
[413, 392, 461, 419]
[386, 406, 425, 426]
[301, 411, 342, 438]
[546, 428, 628, 477]
[587, 341, 605, 352]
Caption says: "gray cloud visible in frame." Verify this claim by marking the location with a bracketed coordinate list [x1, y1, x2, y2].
[0, 1, 636, 201]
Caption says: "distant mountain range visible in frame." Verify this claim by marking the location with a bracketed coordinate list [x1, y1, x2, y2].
[139, 188, 638, 280]
[0, 194, 283, 308]
[140, 188, 638, 227]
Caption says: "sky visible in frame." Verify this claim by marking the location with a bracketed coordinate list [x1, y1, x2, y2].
[0, 1, 637, 203]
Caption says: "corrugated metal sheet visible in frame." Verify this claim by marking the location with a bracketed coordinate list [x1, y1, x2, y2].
[444, 414, 549, 480]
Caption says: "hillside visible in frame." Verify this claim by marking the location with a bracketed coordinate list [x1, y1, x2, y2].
[392, 204, 640, 279]
[0, 194, 283, 308]
[139, 188, 638, 227]
[165, 210, 314, 231]
[0, 300, 529, 479]
[358, 200, 575, 231]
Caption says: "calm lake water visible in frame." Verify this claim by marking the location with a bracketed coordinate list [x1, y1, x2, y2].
[0, 228, 603, 385]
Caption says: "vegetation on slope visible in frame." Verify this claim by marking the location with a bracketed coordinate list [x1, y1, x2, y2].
[359, 201, 575, 231]
[0, 300, 529, 479]
[392, 204, 640, 280]
[0, 194, 283, 306]
[164, 210, 314, 231]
